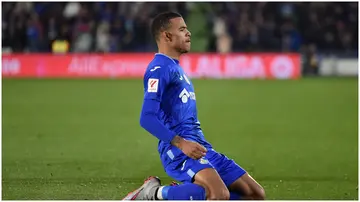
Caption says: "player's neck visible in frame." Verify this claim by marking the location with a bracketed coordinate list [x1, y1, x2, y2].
[157, 49, 181, 61]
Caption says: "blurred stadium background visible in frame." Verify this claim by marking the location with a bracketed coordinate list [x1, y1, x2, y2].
[2, 2, 358, 200]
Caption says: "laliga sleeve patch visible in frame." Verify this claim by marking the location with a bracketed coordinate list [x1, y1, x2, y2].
[148, 78, 159, 92]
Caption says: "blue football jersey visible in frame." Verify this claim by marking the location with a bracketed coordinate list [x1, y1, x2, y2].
[143, 53, 212, 153]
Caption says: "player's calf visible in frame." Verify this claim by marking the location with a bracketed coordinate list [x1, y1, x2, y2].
[123, 176, 206, 200]
[157, 183, 206, 200]
[229, 173, 266, 200]
[205, 186, 230, 200]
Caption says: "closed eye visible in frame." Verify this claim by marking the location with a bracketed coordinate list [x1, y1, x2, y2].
[179, 26, 187, 31]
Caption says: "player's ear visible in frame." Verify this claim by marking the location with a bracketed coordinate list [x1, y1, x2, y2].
[165, 31, 172, 42]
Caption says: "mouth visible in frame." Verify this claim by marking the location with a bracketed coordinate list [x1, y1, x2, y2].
[185, 39, 191, 43]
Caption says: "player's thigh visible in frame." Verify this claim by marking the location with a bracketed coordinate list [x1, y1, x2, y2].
[207, 149, 247, 187]
[163, 146, 214, 183]
[193, 168, 230, 200]
[229, 173, 265, 200]
[163, 147, 229, 200]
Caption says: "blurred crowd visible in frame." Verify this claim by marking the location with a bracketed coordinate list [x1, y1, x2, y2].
[2, 2, 358, 54]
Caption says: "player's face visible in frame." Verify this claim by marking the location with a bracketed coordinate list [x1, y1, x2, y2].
[167, 17, 191, 53]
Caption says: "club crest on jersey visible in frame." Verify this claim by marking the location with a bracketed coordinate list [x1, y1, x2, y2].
[199, 158, 209, 164]
[148, 78, 159, 92]
[179, 88, 196, 103]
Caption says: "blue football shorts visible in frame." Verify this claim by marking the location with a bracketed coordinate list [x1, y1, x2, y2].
[160, 146, 246, 187]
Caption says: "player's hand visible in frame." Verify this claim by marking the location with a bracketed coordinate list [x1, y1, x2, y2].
[171, 135, 207, 160]
[181, 140, 207, 160]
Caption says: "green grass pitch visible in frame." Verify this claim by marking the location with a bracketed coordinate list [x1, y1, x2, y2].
[2, 78, 358, 200]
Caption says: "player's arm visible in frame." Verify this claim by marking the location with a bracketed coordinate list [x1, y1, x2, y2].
[140, 99, 177, 143]
[140, 99, 206, 159]
[139, 66, 206, 159]
[140, 66, 177, 143]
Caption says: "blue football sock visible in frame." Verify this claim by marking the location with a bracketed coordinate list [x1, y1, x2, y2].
[230, 191, 241, 200]
[157, 183, 206, 200]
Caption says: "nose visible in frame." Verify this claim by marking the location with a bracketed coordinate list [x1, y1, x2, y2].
[187, 30, 191, 37]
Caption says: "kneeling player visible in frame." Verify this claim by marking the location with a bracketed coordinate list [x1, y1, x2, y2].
[123, 12, 265, 200]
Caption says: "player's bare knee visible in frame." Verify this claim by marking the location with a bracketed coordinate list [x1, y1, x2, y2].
[258, 188, 266, 200]
[207, 188, 230, 200]
[253, 187, 266, 200]
[221, 189, 230, 200]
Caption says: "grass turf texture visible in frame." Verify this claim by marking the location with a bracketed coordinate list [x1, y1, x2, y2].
[2, 78, 358, 200]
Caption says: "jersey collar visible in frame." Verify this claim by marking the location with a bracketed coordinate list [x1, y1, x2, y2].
[155, 53, 180, 64]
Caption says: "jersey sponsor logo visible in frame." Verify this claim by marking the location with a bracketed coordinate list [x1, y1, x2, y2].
[148, 78, 159, 92]
[150, 66, 161, 72]
[179, 88, 196, 103]
[189, 92, 196, 100]
[179, 88, 190, 103]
